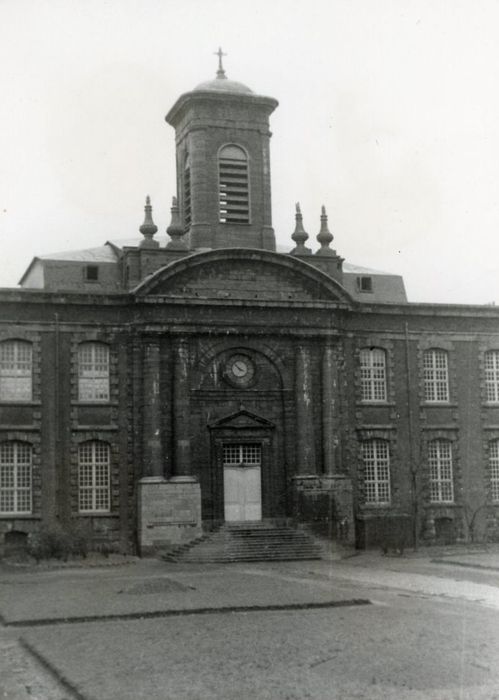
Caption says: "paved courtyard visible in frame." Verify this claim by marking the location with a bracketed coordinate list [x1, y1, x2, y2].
[2, 546, 499, 699]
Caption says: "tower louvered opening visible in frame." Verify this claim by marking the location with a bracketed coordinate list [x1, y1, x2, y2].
[218, 145, 249, 224]
[184, 154, 191, 229]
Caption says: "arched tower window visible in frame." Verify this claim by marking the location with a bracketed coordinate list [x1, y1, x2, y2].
[218, 145, 249, 224]
[184, 153, 191, 230]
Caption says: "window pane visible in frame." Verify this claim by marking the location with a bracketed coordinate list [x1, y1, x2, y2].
[223, 444, 261, 466]
[360, 348, 387, 402]
[78, 441, 110, 512]
[362, 439, 390, 504]
[490, 440, 499, 502]
[485, 351, 499, 403]
[78, 343, 109, 402]
[423, 349, 449, 403]
[0, 341, 33, 401]
[428, 439, 454, 503]
[0, 441, 32, 514]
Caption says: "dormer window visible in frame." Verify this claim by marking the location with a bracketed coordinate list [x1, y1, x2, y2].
[357, 276, 373, 293]
[218, 145, 249, 224]
[85, 265, 99, 282]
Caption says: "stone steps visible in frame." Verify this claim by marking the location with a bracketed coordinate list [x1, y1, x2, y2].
[164, 523, 323, 563]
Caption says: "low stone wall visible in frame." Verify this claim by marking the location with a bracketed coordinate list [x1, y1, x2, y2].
[138, 476, 202, 555]
[291, 474, 354, 545]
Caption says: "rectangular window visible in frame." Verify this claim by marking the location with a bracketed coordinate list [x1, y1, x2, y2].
[490, 441, 499, 502]
[362, 439, 391, 504]
[360, 348, 387, 402]
[428, 440, 454, 503]
[223, 444, 261, 466]
[78, 343, 110, 402]
[85, 265, 99, 281]
[0, 340, 32, 402]
[485, 351, 499, 403]
[0, 442, 32, 514]
[78, 441, 110, 513]
[357, 276, 373, 293]
[423, 349, 449, 403]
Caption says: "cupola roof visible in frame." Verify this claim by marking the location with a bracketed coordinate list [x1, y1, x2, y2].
[193, 47, 253, 95]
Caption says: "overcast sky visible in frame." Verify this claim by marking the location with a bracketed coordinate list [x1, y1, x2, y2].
[1, 0, 499, 304]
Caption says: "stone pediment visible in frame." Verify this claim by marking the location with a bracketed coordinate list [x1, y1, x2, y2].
[134, 249, 352, 305]
[209, 408, 275, 431]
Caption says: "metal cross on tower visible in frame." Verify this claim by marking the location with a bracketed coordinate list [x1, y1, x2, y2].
[214, 47, 227, 78]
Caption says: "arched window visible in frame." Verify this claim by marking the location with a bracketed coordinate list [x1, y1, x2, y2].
[0, 340, 32, 402]
[428, 439, 454, 503]
[489, 440, 499, 502]
[423, 349, 449, 403]
[485, 350, 499, 403]
[218, 145, 249, 224]
[78, 440, 110, 513]
[78, 342, 109, 402]
[361, 439, 391, 504]
[359, 348, 387, 402]
[0, 441, 32, 514]
[184, 153, 191, 229]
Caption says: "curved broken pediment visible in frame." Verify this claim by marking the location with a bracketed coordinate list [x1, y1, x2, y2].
[133, 249, 352, 305]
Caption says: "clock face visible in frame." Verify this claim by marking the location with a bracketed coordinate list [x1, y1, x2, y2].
[225, 354, 255, 387]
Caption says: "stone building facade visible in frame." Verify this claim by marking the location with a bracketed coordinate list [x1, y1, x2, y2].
[1, 58, 499, 555]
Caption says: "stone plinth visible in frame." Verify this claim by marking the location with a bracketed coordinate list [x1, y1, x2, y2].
[138, 476, 202, 555]
[291, 474, 354, 545]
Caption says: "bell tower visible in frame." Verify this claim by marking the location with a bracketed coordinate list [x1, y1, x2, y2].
[165, 51, 278, 251]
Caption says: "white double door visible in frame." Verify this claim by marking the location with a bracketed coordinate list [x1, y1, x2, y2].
[223, 444, 262, 522]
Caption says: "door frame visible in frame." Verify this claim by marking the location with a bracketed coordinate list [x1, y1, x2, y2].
[223, 443, 263, 522]
[208, 409, 276, 522]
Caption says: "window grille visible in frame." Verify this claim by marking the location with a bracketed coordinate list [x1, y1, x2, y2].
[0, 340, 32, 402]
[218, 145, 249, 224]
[428, 439, 454, 503]
[360, 348, 387, 402]
[361, 439, 391, 504]
[490, 440, 499, 502]
[485, 350, 499, 403]
[423, 349, 449, 402]
[0, 441, 32, 514]
[78, 441, 110, 512]
[223, 444, 261, 466]
[78, 342, 110, 402]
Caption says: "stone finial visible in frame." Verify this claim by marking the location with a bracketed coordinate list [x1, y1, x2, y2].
[139, 196, 159, 249]
[315, 205, 335, 256]
[214, 47, 227, 79]
[290, 202, 312, 256]
[166, 196, 188, 250]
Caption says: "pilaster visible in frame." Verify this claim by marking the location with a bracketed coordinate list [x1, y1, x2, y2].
[295, 345, 316, 474]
